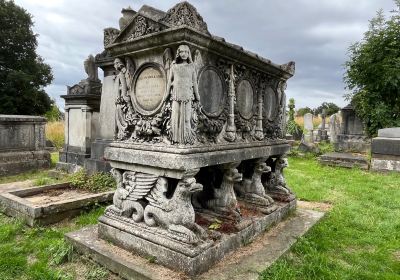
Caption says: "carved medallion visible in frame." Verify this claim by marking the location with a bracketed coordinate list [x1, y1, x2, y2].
[264, 86, 278, 121]
[198, 66, 225, 117]
[236, 80, 254, 120]
[132, 64, 166, 115]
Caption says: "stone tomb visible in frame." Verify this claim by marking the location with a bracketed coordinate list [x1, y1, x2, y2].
[371, 127, 400, 172]
[67, 1, 300, 277]
[0, 115, 50, 176]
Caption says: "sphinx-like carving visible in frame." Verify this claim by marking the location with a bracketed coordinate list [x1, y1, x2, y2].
[234, 159, 275, 208]
[194, 163, 242, 220]
[165, 45, 200, 145]
[264, 157, 295, 202]
[144, 176, 206, 244]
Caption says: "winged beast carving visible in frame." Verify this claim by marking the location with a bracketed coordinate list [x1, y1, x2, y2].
[107, 169, 206, 244]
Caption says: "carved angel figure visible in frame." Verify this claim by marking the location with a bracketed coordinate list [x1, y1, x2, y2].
[165, 45, 201, 145]
[114, 58, 137, 139]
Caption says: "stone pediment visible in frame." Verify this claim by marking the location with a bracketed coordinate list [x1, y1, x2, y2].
[161, 1, 210, 35]
[111, 13, 169, 45]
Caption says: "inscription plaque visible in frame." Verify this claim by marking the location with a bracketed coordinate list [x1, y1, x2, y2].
[198, 67, 225, 117]
[133, 66, 166, 113]
[264, 86, 278, 121]
[236, 80, 254, 119]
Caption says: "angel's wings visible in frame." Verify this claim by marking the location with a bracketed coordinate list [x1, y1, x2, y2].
[193, 49, 203, 75]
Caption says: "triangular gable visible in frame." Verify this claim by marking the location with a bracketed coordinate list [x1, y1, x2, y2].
[112, 13, 169, 45]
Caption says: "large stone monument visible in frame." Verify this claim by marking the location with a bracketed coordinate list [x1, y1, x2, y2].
[67, 2, 297, 276]
[57, 55, 102, 173]
[0, 115, 50, 175]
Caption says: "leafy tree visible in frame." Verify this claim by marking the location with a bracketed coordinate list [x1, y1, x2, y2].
[313, 102, 340, 116]
[296, 107, 313, 117]
[344, 1, 400, 136]
[0, 0, 53, 115]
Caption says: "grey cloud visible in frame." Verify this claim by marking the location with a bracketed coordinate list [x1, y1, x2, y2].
[14, 0, 397, 110]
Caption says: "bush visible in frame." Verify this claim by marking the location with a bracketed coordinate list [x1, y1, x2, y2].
[70, 170, 116, 193]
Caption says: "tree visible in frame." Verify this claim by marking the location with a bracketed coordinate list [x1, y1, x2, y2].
[344, 1, 400, 136]
[296, 107, 313, 117]
[0, 0, 53, 115]
[313, 102, 340, 116]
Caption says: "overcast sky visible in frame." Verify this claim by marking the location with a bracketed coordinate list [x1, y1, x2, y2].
[14, 0, 397, 110]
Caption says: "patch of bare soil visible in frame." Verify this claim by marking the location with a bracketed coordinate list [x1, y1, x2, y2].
[393, 250, 400, 261]
[24, 188, 90, 205]
[297, 200, 332, 212]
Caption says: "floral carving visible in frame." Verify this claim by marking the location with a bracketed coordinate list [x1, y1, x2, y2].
[162, 2, 210, 35]
[104, 28, 120, 47]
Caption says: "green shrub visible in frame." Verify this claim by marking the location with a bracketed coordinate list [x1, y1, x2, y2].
[70, 170, 116, 193]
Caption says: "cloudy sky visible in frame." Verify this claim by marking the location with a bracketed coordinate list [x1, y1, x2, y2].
[14, 0, 397, 110]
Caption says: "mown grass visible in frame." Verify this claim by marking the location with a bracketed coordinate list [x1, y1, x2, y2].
[260, 157, 400, 280]
[0, 206, 108, 280]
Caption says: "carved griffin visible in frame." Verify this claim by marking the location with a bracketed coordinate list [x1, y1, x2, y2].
[107, 169, 206, 244]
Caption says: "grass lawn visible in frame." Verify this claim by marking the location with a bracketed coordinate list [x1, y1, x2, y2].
[261, 157, 400, 280]
[0, 156, 399, 279]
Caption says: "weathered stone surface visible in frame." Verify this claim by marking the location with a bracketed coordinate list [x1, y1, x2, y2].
[319, 152, 369, 170]
[66, 208, 323, 280]
[74, 200, 295, 277]
[63, 1, 298, 276]
[236, 80, 254, 120]
[371, 137, 400, 156]
[198, 67, 225, 117]
[371, 154, 400, 172]
[377, 127, 400, 138]
[133, 65, 166, 112]
[0, 115, 50, 176]
[0, 183, 114, 226]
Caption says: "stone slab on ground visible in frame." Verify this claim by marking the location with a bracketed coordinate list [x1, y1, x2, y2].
[0, 183, 114, 226]
[0, 180, 34, 193]
[319, 152, 369, 170]
[378, 127, 400, 138]
[66, 208, 324, 280]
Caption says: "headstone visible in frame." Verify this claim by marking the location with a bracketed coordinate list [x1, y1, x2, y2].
[303, 113, 314, 142]
[317, 109, 328, 141]
[371, 127, 400, 172]
[334, 104, 370, 153]
[65, 2, 302, 277]
[329, 113, 340, 143]
[304, 113, 313, 131]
